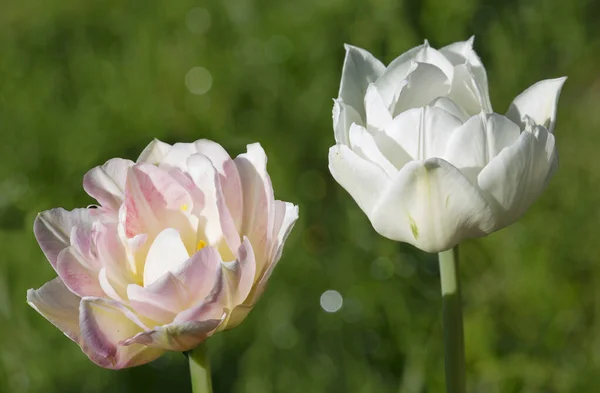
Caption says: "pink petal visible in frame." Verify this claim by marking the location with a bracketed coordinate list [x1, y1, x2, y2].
[79, 297, 164, 369]
[127, 245, 222, 323]
[240, 202, 298, 315]
[215, 237, 257, 309]
[187, 154, 240, 258]
[173, 245, 221, 304]
[56, 247, 105, 298]
[83, 158, 134, 211]
[95, 222, 136, 299]
[27, 278, 82, 342]
[122, 305, 225, 351]
[34, 208, 97, 269]
[127, 273, 186, 324]
[194, 139, 244, 232]
[123, 163, 195, 241]
[234, 144, 274, 264]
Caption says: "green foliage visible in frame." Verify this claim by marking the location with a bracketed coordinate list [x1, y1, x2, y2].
[0, 0, 599, 392]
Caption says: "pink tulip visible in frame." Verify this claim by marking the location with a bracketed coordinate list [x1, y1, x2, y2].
[27, 140, 299, 369]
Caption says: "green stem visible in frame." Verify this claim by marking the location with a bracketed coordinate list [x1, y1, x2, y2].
[438, 246, 466, 393]
[188, 344, 213, 393]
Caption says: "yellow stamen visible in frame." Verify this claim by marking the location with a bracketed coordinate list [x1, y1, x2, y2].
[180, 204, 189, 212]
[196, 240, 207, 251]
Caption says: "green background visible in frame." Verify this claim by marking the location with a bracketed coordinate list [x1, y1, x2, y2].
[1, 0, 599, 392]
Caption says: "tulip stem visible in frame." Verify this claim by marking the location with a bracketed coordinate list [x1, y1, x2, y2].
[188, 344, 213, 393]
[438, 246, 466, 393]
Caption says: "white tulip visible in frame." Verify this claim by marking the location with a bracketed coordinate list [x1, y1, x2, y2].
[329, 38, 566, 253]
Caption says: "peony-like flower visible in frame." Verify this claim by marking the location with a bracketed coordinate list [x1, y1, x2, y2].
[329, 38, 565, 253]
[28, 139, 298, 369]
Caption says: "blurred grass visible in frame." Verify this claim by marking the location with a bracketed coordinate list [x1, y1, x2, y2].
[1, 0, 599, 392]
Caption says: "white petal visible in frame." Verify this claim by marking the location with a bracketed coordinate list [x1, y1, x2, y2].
[375, 41, 453, 103]
[429, 97, 469, 122]
[448, 63, 491, 115]
[444, 113, 521, 171]
[349, 124, 397, 176]
[338, 44, 386, 119]
[159, 143, 198, 171]
[83, 159, 134, 211]
[34, 208, 96, 269]
[477, 123, 557, 226]
[143, 228, 190, 287]
[137, 139, 172, 164]
[392, 62, 451, 116]
[269, 201, 299, 266]
[333, 99, 363, 145]
[384, 106, 462, 161]
[506, 77, 567, 133]
[27, 278, 81, 342]
[371, 129, 413, 170]
[328, 144, 389, 218]
[370, 158, 496, 253]
[440, 37, 492, 112]
[364, 84, 393, 131]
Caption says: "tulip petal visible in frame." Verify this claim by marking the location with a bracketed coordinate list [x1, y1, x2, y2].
[269, 201, 299, 265]
[123, 164, 194, 243]
[80, 297, 163, 369]
[440, 37, 492, 112]
[194, 139, 244, 233]
[137, 139, 172, 164]
[129, 245, 222, 323]
[448, 63, 491, 115]
[364, 84, 393, 131]
[236, 201, 298, 319]
[392, 62, 451, 116]
[174, 245, 221, 303]
[143, 228, 190, 287]
[333, 99, 363, 145]
[328, 144, 389, 217]
[128, 273, 186, 323]
[122, 302, 225, 351]
[506, 77, 567, 133]
[338, 44, 386, 119]
[376, 41, 454, 107]
[444, 113, 521, 172]
[95, 223, 135, 299]
[122, 319, 224, 352]
[56, 247, 105, 297]
[384, 106, 462, 161]
[217, 237, 257, 307]
[234, 144, 274, 264]
[370, 158, 496, 253]
[34, 208, 96, 269]
[83, 158, 134, 211]
[187, 154, 240, 259]
[27, 278, 81, 342]
[429, 97, 469, 122]
[349, 124, 397, 176]
[157, 143, 198, 171]
[478, 122, 556, 226]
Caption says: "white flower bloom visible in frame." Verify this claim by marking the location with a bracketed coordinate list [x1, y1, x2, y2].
[329, 37, 566, 253]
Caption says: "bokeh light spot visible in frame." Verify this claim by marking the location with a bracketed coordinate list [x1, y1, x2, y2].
[185, 7, 211, 35]
[185, 67, 213, 95]
[320, 290, 343, 313]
